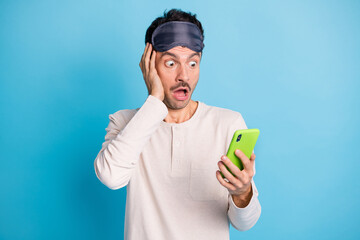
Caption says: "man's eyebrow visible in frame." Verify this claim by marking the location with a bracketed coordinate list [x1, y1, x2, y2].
[189, 52, 201, 59]
[160, 51, 201, 59]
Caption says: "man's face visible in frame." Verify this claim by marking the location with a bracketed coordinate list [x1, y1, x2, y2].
[155, 46, 201, 110]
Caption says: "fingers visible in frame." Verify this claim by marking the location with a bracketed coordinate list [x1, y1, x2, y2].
[140, 43, 157, 78]
[144, 43, 152, 73]
[217, 152, 256, 196]
[216, 170, 237, 192]
[140, 42, 149, 71]
[219, 156, 244, 182]
[140, 42, 153, 73]
[235, 149, 255, 177]
[150, 47, 156, 71]
[216, 160, 249, 193]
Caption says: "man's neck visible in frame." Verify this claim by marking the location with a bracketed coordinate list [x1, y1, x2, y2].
[164, 100, 198, 124]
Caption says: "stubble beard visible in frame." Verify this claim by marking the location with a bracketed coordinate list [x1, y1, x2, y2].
[163, 92, 192, 110]
[163, 80, 198, 110]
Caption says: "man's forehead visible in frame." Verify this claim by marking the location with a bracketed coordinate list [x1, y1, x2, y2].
[160, 47, 201, 59]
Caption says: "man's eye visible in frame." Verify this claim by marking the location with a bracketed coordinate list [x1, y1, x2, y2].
[165, 60, 175, 67]
[189, 61, 197, 67]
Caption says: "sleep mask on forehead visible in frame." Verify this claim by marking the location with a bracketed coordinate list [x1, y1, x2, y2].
[151, 21, 204, 52]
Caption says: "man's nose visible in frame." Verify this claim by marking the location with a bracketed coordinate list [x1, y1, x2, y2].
[176, 63, 190, 82]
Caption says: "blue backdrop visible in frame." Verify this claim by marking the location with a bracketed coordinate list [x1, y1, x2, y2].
[1, 0, 359, 239]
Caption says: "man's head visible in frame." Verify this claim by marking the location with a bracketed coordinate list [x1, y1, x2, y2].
[145, 9, 204, 110]
[145, 9, 204, 55]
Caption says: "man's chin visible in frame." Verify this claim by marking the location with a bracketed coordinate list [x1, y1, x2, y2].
[163, 97, 191, 110]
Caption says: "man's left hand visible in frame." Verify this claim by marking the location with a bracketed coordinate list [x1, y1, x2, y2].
[216, 149, 256, 208]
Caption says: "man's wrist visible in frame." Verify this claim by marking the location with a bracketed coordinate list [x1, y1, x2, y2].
[150, 92, 164, 101]
[231, 185, 253, 208]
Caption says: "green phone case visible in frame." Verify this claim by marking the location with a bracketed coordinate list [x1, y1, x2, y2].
[221, 128, 260, 178]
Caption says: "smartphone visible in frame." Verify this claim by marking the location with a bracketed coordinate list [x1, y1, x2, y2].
[220, 129, 260, 178]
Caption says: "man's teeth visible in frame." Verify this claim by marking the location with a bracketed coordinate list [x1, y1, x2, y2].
[175, 89, 187, 96]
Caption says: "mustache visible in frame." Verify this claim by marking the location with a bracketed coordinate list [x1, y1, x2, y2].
[170, 82, 191, 92]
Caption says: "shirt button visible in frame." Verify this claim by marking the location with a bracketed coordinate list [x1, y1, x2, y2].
[175, 141, 180, 146]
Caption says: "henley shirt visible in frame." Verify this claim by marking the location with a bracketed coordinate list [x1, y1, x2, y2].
[94, 95, 261, 240]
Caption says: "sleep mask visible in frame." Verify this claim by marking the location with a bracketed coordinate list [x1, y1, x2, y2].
[151, 21, 204, 52]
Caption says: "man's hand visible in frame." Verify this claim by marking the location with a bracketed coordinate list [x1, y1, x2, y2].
[216, 149, 256, 208]
[139, 42, 164, 101]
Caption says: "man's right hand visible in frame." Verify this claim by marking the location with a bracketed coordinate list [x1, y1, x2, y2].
[139, 42, 164, 101]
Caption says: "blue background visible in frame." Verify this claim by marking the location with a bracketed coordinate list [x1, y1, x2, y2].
[1, 0, 359, 239]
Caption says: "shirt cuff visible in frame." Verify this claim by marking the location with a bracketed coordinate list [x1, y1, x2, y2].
[147, 95, 168, 115]
[227, 180, 261, 231]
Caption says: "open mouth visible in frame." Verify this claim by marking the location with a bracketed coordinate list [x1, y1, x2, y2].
[174, 88, 188, 96]
[173, 88, 189, 100]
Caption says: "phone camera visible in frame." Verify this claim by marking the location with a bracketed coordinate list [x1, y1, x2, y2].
[236, 134, 242, 142]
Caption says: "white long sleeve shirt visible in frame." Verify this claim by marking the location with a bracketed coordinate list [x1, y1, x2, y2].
[94, 95, 261, 240]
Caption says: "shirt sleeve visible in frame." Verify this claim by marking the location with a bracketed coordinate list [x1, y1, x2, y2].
[227, 179, 261, 231]
[226, 113, 262, 231]
[94, 95, 168, 190]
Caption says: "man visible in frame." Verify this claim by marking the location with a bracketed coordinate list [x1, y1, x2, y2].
[94, 8, 261, 240]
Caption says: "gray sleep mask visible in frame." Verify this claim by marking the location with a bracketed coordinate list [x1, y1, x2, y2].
[151, 21, 204, 52]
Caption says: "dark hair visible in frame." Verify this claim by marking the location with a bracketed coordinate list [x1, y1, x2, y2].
[145, 8, 204, 52]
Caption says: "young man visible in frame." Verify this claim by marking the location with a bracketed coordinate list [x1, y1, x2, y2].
[94, 9, 261, 240]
